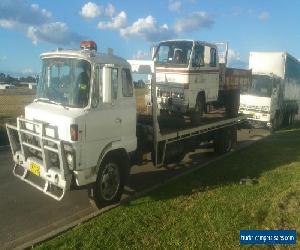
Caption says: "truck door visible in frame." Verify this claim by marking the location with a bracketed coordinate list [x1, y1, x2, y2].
[203, 46, 219, 102]
[120, 68, 136, 149]
[84, 66, 122, 168]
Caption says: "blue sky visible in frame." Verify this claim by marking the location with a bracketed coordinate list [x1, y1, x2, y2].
[0, 0, 300, 75]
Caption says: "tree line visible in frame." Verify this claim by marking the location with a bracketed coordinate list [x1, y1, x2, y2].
[0, 73, 37, 85]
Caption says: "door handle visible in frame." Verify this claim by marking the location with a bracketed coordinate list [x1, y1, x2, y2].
[115, 118, 122, 123]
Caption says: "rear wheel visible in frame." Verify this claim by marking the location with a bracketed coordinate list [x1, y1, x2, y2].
[214, 128, 234, 154]
[225, 91, 239, 118]
[90, 156, 126, 209]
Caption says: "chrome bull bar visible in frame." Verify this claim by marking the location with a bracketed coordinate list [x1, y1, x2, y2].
[6, 117, 72, 201]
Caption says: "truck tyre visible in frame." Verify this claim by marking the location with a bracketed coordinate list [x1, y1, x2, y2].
[90, 155, 126, 208]
[190, 93, 205, 125]
[225, 91, 239, 118]
[214, 128, 233, 154]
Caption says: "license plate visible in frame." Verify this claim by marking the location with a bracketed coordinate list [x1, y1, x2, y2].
[29, 162, 40, 176]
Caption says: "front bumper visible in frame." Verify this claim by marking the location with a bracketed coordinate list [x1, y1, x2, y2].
[239, 110, 271, 128]
[6, 117, 72, 201]
[157, 96, 188, 113]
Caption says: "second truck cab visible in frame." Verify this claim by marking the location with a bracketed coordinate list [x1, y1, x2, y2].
[153, 40, 220, 123]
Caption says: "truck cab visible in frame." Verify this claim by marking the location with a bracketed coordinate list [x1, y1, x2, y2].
[7, 41, 137, 204]
[153, 40, 220, 124]
[239, 74, 284, 128]
[239, 51, 300, 130]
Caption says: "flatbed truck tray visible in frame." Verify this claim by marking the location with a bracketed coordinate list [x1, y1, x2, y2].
[137, 110, 247, 167]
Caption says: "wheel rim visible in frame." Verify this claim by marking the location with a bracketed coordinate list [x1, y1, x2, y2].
[99, 163, 120, 201]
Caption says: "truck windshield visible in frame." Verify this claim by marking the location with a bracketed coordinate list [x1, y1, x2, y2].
[155, 41, 193, 67]
[249, 76, 273, 97]
[37, 58, 91, 108]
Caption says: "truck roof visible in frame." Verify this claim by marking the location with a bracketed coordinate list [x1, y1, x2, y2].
[158, 39, 217, 48]
[41, 49, 131, 68]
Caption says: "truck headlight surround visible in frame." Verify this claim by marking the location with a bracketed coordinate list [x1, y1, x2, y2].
[63, 143, 76, 170]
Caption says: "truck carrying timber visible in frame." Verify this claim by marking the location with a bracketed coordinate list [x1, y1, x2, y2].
[151, 40, 252, 124]
[6, 41, 246, 208]
[239, 52, 300, 130]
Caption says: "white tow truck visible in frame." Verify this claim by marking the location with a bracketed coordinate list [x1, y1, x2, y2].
[240, 52, 300, 130]
[6, 41, 246, 208]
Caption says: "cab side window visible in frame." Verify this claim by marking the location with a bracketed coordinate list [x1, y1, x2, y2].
[111, 68, 118, 99]
[192, 44, 204, 67]
[94, 65, 102, 101]
[204, 46, 217, 67]
[210, 48, 217, 67]
[122, 68, 133, 97]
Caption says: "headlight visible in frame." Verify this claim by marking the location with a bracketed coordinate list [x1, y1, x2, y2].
[66, 153, 75, 170]
[50, 152, 59, 165]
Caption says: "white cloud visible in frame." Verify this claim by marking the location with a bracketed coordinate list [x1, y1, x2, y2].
[227, 48, 241, 63]
[168, 0, 181, 12]
[227, 48, 247, 68]
[258, 11, 270, 21]
[98, 11, 127, 29]
[120, 15, 174, 42]
[0, 0, 84, 45]
[0, 1, 51, 26]
[174, 11, 214, 33]
[80, 2, 102, 19]
[132, 50, 150, 60]
[0, 19, 17, 29]
[27, 22, 83, 45]
[105, 3, 115, 17]
[31, 4, 52, 18]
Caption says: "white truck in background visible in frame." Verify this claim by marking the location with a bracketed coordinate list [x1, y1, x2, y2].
[239, 52, 300, 130]
[152, 40, 252, 124]
[6, 41, 245, 208]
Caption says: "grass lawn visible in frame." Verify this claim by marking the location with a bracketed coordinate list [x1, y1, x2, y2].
[37, 124, 300, 249]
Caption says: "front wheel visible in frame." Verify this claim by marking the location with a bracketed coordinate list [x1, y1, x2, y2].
[90, 157, 125, 208]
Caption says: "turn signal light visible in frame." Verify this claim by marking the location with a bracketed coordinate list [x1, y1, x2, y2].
[70, 124, 78, 141]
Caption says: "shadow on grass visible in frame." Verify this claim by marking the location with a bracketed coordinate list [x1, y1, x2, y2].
[126, 122, 300, 205]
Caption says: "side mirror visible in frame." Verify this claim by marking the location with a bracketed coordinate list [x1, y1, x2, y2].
[102, 66, 112, 103]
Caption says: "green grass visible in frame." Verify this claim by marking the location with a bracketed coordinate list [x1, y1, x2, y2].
[37, 124, 300, 249]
